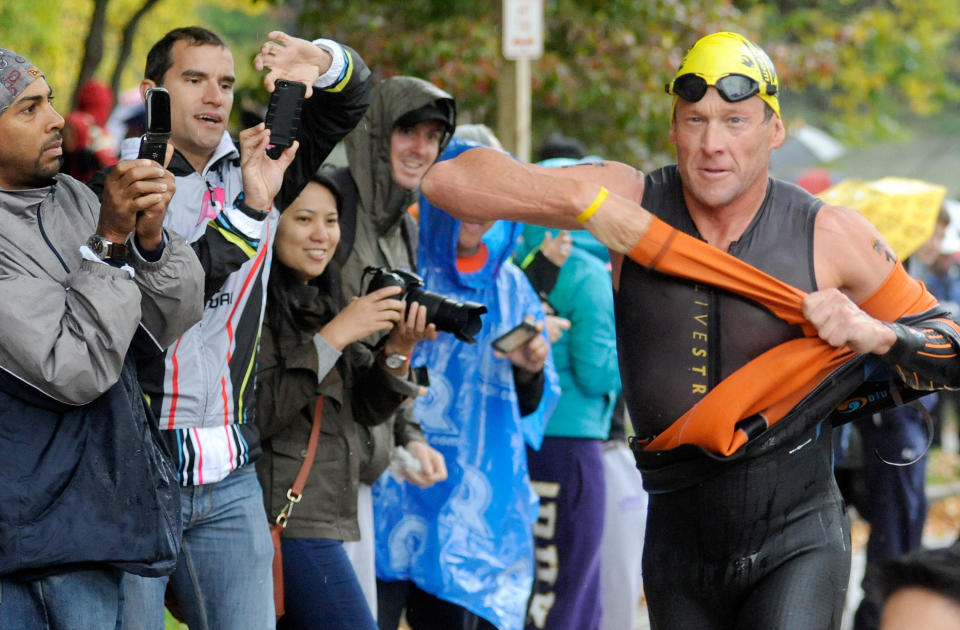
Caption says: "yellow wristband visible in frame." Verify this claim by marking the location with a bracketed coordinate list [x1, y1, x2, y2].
[576, 187, 608, 223]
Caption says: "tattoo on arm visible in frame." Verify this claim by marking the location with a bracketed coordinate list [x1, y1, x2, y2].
[872, 238, 897, 263]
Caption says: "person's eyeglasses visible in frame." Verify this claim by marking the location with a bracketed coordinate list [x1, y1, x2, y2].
[665, 73, 776, 104]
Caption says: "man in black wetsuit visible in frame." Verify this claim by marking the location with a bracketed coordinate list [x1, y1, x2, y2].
[418, 31, 960, 630]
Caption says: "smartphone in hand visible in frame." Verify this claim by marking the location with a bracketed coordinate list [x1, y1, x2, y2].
[491, 321, 539, 354]
[264, 79, 306, 159]
[138, 87, 171, 164]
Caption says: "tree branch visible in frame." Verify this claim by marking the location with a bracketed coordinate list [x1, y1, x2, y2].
[72, 0, 110, 109]
[110, 0, 165, 97]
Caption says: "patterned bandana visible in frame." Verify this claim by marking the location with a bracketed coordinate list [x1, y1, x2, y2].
[0, 48, 44, 115]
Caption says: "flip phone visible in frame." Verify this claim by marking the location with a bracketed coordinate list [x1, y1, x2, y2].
[138, 87, 171, 164]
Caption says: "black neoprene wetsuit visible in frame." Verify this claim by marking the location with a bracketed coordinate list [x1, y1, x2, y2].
[619, 166, 849, 629]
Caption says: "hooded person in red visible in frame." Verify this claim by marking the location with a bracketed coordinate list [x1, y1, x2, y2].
[62, 79, 118, 181]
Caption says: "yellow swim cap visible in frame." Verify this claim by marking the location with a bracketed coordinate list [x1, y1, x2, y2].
[668, 32, 780, 118]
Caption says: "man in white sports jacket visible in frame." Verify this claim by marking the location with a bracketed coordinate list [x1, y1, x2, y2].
[89, 26, 371, 629]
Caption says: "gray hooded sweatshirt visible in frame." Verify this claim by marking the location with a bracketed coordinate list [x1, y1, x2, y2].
[338, 76, 455, 298]
[333, 76, 455, 483]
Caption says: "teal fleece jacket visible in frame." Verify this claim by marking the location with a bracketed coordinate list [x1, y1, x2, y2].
[518, 225, 621, 438]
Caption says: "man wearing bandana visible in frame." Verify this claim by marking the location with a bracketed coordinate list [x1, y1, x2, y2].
[0, 47, 203, 628]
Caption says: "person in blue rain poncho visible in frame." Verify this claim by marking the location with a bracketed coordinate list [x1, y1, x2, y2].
[373, 137, 561, 630]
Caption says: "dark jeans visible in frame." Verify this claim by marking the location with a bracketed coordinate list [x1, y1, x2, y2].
[279, 538, 378, 630]
[377, 579, 498, 630]
[123, 466, 274, 630]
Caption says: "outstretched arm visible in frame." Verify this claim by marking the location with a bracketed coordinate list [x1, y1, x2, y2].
[421, 147, 652, 253]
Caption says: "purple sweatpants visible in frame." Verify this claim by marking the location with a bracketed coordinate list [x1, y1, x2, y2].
[525, 437, 606, 630]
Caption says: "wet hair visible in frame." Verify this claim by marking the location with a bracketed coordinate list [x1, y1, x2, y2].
[268, 169, 346, 333]
[145, 26, 228, 85]
[310, 167, 345, 216]
[536, 133, 587, 162]
[870, 543, 960, 607]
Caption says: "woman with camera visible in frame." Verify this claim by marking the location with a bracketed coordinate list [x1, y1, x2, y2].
[255, 169, 435, 630]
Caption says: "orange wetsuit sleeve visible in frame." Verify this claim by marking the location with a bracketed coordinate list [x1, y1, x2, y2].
[627, 215, 811, 330]
[627, 222, 958, 456]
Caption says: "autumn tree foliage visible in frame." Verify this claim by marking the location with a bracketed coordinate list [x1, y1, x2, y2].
[7, 0, 960, 168]
[298, 0, 745, 167]
[297, 0, 960, 168]
[745, 0, 960, 139]
[0, 0, 270, 110]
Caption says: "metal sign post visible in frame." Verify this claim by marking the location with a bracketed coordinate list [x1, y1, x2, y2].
[498, 0, 543, 162]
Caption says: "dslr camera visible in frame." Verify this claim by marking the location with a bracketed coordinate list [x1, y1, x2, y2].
[362, 267, 487, 344]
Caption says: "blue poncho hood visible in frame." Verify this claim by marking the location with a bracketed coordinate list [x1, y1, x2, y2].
[419, 139, 524, 289]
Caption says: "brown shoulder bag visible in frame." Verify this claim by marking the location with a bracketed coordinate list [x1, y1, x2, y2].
[270, 395, 323, 620]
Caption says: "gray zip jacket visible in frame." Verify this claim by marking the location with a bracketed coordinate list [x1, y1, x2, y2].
[0, 173, 203, 578]
[0, 174, 203, 403]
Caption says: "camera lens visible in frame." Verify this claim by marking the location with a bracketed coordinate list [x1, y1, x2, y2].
[362, 266, 487, 343]
[408, 288, 487, 344]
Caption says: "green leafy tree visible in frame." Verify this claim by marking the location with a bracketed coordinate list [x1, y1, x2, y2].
[296, 0, 960, 166]
[0, 0, 270, 112]
[297, 0, 746, 168]
[9, 1, 960, 166]
[740, 0, 960, 141]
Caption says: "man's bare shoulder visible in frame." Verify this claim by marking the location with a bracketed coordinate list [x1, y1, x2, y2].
[814, 202, 898, 302]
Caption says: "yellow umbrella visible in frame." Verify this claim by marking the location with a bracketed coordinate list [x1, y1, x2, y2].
[816, 177, 946, 260]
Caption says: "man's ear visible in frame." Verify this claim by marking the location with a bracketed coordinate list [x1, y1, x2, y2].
[139, 79, 157, 104]
[770, 116, 786, 150]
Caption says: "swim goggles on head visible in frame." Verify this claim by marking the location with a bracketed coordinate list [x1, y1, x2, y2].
[665, 73, 777, 105]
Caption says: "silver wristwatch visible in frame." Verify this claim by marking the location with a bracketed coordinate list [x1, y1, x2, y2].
[384, 352, 409, 369]
[86, 234, 128, 260]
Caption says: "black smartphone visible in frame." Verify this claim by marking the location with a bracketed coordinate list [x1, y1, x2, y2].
[264, 79, 306, 159]
[491, 321, 539, 353]
[138, 87, 171, 164]
[412, 365, 430, 388]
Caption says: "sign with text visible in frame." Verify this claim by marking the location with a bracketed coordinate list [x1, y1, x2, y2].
[502, 0, 543, 60]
